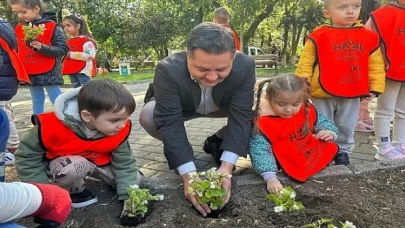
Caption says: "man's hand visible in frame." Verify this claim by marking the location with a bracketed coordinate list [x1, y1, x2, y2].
[216, 161, 233, 205]
[313, 130, 334, 141]
[182, 171, 211, 217]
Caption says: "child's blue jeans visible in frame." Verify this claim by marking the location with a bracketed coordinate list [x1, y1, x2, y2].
[69, 73, 91, 88]
[0, 222, 25, 227]
[29, 85, 62, 114]
[0, 108, 10, 182]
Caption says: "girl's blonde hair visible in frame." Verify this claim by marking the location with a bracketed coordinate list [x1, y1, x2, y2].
[253, 74, 311, 135]
[8, 0, 44, 13]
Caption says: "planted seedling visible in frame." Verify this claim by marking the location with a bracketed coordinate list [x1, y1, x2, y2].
[188, 167, 232, 218]
[266, 186, 305, 212]
[121, 184, 164, 226]
[301, 218, 357, 228]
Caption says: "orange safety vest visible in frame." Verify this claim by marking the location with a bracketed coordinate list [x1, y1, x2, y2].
[62, 37, 97, 76]
[308, 26, 379, 98]
[371, 5, 405, 81]
[33, 112, 131, 166]
[0, 37, 30, 83]
[15, 22, 57, 75]
[257, 104, 338, 182]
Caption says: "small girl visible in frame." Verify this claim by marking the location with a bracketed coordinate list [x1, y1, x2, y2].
[62, 15, 97, 88]
[249, 75, 339, 193]
[367, 0, 405, 160]
[9, 0, 68, 115]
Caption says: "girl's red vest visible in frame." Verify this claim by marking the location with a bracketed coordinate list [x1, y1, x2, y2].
[15, 22, 57, 75]
[257, 104, 338, 182]
[62, 37, 97, 76]
[371, 5, 405, 81]
[308, 26, 380, 98]
[33, 112, 131, 166]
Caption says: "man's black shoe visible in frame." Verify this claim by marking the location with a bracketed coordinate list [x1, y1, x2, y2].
[34, 217, 60, 228]
[333, 153, 350, 165]
[203, 134, 223, 165]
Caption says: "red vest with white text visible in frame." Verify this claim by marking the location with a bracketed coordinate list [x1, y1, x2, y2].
[33, 112, 131, 166]
[62, 37, 97, 76]
[308, 26, 379, 98]
[371, 5, 405, 81]
[15, 22, 57, 75]
[257, 104, 338, 182]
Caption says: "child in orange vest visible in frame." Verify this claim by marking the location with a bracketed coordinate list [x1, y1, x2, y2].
[295, 0, 386, 165]
[9, 0, 68, 115]
[62, 15, 97, 88]
[15, 79, 142, 210]
[249, 74, 339, 193]
[212, 7, 241, 51]
[367, 0, 405, 160]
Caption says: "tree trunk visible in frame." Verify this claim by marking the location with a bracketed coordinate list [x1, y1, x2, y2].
[197, 7, 204, 24]
[243, 0, 280, 47]
[289, 24, 303, 65]
[280, 4, 290, 66]
[239, 7, 247, 53]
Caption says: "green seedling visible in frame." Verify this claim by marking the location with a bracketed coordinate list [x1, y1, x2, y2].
[266, 186, 305, 212]
[124, 184, 164, 217]
[301, 218, 357, 228]
[22, 23, 46, 42]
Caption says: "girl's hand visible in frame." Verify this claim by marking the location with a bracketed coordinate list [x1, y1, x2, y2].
[313, 130, 334, 141]
[30, 41, 42, 50]
[266, 178, 283, 193]
[365, 93, 376, 101]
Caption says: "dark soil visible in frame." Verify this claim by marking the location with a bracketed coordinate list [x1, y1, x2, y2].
[16, 168, 405, 228]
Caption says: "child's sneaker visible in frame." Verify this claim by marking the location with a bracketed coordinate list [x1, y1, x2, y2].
[354, 121, 374, 133]
[394, 143, 405, 155]
[374, 144, 405, 161]
[333, 153, 350, 165]
[5, 150, 15, 166]
[70, 189, 98, 208]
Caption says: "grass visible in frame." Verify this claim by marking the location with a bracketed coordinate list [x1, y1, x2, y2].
[63, 66, 296, 84]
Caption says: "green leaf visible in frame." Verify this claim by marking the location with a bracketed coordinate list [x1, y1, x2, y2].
[301, 224, 317, 228]
[321, 218, 333, 224]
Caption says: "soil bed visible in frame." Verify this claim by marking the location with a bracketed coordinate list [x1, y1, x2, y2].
[16, 168, 405, 228]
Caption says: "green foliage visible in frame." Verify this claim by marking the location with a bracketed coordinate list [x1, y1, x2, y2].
[22, 23, 46, 41]
[124, 185, 164, 218]
[301, 219, 357, 228]
[188, 168, 232, 210]
[266, 186, 304, 212]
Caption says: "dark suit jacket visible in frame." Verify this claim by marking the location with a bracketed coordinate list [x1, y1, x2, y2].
[151, 51, 256, 169]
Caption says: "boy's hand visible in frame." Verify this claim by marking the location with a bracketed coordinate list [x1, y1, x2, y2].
[267, 178, 283, 193]
[182, 172, 211, 217]
[365, 93, 376, 101]
[313, 130, 334, 141]
[30, 41, 42, 50]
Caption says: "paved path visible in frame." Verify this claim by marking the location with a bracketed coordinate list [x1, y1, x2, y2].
[10, 78, 379, 181]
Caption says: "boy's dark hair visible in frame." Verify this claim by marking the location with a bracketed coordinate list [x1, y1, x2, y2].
[63, 15, 94, 39]
[78, 79, 136, 118]
[8, 0, 44, 13]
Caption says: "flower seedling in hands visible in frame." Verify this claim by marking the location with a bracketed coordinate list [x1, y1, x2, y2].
[301, 218, 357, 228]
[22, 23, 46, 43]
[121, 185, 164, 226]
[188, 167, 232, 218]
[266, 186, 305, 212]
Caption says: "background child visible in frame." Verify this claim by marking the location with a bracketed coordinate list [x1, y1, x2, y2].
[249, 75, 339, 193]
[295, 0, 386, 165]
[0, 18, 30, 166]
[15, 79, 141, 210]
[62, 15, 97, 88]
[9, 0, 68, 115]
[212, 7, 240, 51]
[367, 0, 405, 160]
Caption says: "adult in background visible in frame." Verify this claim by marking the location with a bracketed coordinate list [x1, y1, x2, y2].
[139, 22, 256, 217]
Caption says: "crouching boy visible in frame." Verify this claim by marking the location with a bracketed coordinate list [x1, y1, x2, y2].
[15, 79, 141, 208]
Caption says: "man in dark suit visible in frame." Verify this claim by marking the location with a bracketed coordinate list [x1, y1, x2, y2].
[139, 22, 256, 216]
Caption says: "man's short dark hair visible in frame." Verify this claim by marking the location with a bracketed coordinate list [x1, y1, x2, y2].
[78, 79, 136, 118]
[186, 22, 236, 58]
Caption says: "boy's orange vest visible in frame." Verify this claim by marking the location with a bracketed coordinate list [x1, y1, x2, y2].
[15, 22, 57, 75]
[308, 26, 380, 98]
[257, 104, 338, 182]
[33, 112, 131, 166]
[62, 37, 97, 76]
[371, 5, 405, 81]
[0, 37, 30, 83]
